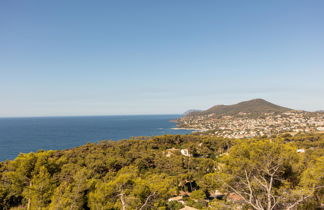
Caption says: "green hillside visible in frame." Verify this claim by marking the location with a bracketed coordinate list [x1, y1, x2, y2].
[189, 99, 292, 116]
[0, 133, 323, 209]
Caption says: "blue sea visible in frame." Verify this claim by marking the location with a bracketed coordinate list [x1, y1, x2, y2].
[0, 115, 193, 161]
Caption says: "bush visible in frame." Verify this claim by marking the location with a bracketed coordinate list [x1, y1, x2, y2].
[167, 200, 184, 210]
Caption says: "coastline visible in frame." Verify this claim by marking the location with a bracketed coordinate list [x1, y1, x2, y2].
[0, 115, 189, 161]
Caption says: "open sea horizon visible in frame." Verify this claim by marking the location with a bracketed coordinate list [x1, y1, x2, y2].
[0, 115, 193, 161]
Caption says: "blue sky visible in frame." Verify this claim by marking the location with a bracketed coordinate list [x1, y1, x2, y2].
[1, 0, 324, 117]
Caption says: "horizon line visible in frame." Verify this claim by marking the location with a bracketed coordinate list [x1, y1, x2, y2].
[0, 113, 183, 119]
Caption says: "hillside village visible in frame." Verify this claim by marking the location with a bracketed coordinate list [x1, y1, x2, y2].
[176, 99, 324, 138]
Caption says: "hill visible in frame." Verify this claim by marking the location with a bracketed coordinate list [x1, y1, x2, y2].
[0, 133, 323, 209]
[189, 98, 292, 116]
[177, 99, 324, 138]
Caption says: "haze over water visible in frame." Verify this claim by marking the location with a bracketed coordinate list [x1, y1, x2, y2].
[0, 115, 192, 161]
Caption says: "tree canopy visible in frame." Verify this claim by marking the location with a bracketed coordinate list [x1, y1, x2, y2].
[0, 133, 323, 209]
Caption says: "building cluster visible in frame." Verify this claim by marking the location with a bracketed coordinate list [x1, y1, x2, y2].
[176, 111, 324, 138]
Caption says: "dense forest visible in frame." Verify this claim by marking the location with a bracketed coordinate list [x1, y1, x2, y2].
[0, 133, 323, 209]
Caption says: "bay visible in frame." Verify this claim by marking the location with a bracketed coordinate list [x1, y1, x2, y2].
[0, 115, 192, 161]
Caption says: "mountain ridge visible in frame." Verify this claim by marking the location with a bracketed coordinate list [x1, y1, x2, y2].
[186, 99, 292, 117]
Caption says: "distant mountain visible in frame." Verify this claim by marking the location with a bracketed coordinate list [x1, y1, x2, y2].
[183, 109, 202, 116]
[188, 99, 292, 116]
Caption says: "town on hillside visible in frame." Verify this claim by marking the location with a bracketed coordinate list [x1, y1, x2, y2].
[176, 99, 324, 138]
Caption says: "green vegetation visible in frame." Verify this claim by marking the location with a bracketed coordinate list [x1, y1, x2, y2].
[186, 98, 292, 117]
[0, 133, 323, 209]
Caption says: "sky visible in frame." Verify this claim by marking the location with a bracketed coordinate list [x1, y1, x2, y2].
[1, 0, 324, 117]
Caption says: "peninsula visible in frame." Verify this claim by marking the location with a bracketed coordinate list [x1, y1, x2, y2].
[176, 99, 324, 138]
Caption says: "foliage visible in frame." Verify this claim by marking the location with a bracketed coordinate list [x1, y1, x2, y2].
[0, 133, 323, 209]
[212, 138, 323, 209]
[190, 190, 206, 201]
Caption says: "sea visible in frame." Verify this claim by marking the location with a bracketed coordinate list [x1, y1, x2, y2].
[0, 115, 193, 161]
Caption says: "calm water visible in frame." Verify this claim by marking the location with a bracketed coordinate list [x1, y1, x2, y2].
[0, 115, 192, 161]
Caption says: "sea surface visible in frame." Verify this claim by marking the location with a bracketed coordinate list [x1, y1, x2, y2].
[0, 115, 193, 161]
